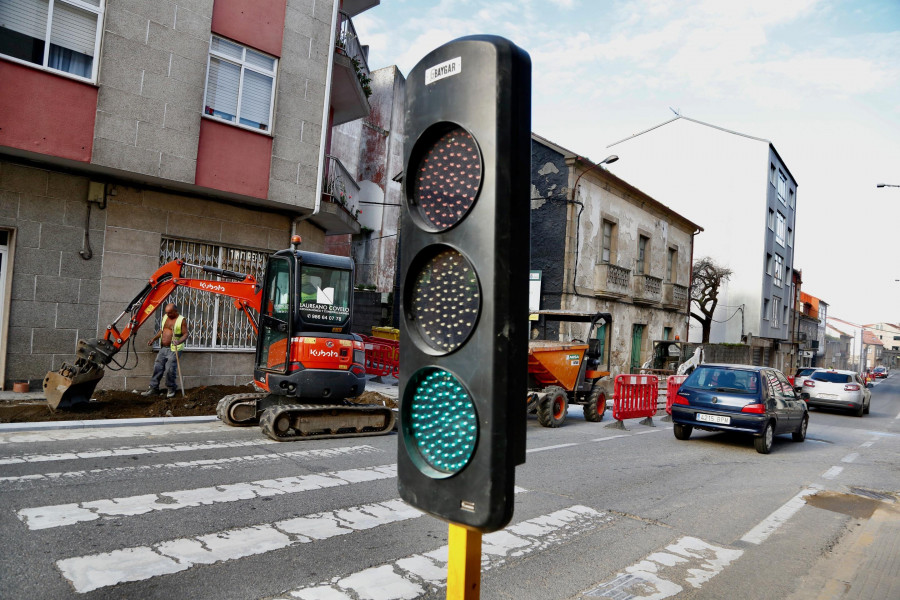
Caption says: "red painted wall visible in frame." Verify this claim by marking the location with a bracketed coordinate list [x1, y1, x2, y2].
[195, 119, 272, 199]
[0, 61, 97, 162]
[211, 0, 287, 56]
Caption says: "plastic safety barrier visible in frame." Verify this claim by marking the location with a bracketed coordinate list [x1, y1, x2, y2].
[360, 335, 399, 378]
[612, 374, 659, 421]
[665, 374, 689, 415]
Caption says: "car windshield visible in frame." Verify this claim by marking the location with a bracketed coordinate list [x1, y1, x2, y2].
[811, 372, 852, 383]
[684, 367, 759, 394]
[874, 367, 886, 373]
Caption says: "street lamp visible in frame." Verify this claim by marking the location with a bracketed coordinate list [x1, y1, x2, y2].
[877, 183, 900, 188]
[571, 155, 619, 200]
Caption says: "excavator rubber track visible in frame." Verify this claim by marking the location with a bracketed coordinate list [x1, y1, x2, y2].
[216, 393, 267, 426]
[259, 403, 396, 442]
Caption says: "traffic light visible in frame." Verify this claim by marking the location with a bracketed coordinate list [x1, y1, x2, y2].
[397, 35, 532, 532]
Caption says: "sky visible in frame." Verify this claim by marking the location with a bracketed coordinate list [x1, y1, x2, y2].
[354, 0, 900, 326]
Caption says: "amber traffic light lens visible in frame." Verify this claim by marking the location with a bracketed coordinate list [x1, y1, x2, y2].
[409, 248, 480, 354]
[410, 126, 482, 231]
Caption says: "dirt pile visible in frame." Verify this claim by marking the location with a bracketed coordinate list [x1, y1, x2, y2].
[0, 386, 397, 424]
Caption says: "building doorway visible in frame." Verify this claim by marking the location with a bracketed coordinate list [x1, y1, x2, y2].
[631, 324, 645, 372]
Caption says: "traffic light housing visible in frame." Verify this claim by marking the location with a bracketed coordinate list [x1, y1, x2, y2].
[397, 35, 532, 532]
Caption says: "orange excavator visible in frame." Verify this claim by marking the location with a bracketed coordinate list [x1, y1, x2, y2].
[43, 236, 395, 441]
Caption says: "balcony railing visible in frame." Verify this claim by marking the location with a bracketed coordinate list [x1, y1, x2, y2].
[594, 263, 631, 299]
[662, 282, 689, 310]
[336, 11, 371, 98]
[323, 154, 361, 219]
[633, 274, 663, 305]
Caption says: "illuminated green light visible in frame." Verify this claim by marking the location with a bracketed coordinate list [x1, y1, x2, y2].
[407, 368, 477, 476]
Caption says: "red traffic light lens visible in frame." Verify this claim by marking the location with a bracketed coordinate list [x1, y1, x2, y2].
[410, 126, 482, 231]
[409, 247, 480, 354]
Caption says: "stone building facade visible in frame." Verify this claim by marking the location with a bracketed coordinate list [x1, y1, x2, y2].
[530, 134, 702, 377]
[0, 0, 379, 389]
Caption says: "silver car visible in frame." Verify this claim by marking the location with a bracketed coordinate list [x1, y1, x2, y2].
[793, 367, 820, 392]
[801, 369, 871, 417]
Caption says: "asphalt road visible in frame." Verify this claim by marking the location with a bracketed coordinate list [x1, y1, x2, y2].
[0, 377, 897, 600]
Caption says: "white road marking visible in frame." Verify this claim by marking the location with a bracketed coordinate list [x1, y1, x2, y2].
[527, 443, 579, 453]
[0, 438, 279, 465]
[592, 434, 630, 442]
[278, 505, 613, 600]
[821, 466, 843, 480]
[581, 536, 743, 598]
[0, 423, 222, 445]
[17, 464, 397, 530]
[859, 441, 874, 448]
[841, 452, 859, 463]
[740, 485, 820, 545]
[633, 429, 661, 435]
[56, 498, 422, 594]
[0, 445, 381, 486]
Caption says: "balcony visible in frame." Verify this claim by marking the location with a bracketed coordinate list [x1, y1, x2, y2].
[633, 274, 663, 305]
[662, 282, 689, 311]
[331, 11, 372, 126]
[314, 155, 361, 235]
[594, 263, 631, 299]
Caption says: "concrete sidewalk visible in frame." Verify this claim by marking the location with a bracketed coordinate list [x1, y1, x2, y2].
[789, 498, 900, 600]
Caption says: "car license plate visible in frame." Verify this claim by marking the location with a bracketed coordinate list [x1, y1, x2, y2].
[697, 413, 730, 425]
[818, 394, 837, 399]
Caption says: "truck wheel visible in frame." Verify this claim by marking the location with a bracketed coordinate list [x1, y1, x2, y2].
[538, 387, 567, 428]
[582, 385, 606, 422]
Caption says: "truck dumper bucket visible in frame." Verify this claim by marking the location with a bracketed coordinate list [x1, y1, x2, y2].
[43, 364, 105, 411]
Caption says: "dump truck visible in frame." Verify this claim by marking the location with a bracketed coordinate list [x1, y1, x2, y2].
[526, 311, 612, 427]
[43, 236, 394, 441]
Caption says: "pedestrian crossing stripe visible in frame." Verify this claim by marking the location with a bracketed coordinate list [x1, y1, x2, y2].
[17, 464, 398, 530]
[0, 444, 382, 488]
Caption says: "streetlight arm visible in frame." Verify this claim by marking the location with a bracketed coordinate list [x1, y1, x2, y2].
[571, 155, 619, 200]
[877, 183, 900, 188]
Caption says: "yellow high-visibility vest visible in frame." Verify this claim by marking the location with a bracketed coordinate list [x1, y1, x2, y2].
[161, 315, 186, 351]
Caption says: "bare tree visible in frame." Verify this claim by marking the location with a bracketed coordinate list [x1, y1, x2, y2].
[691, 257, 733, 343]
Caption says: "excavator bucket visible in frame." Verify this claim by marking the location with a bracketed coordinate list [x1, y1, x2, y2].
[43, 338, 116, 411]
[43, 365, 104, 411]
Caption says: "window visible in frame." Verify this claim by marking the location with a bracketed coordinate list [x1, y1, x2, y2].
[772, 296, 781, 328]
[766, 253, 773, 276]
[787, 227, 793, 247]
[601, 220, 615, 264]
[158, 237, 269, 349]
[769, 163, 776, 186]
[767, 208, 775, 230]
[788, 188, 795, 208]
[637, 235, 649, 274]
[663, 326, 673, 340]
[894, 336, 900, 341]
[204, 36, 277, 132]
[667, 247, 677, 283]
[777, 171, 787, 204]
[763, 298, 770, 320]
[0, 0, 104, 81]
[775, 212, 785, 246]
[774, 254, 783, 286]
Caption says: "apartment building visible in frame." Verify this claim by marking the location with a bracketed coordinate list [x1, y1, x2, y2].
[0, 0, 379, 389]
[530, 134, 702, 376]
[608, 116, 799, 372]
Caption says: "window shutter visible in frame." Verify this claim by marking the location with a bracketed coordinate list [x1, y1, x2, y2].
[49, 1, 97, 56]
[206, 57, 240, 120]
[0, 0, 49, 40]
[239, 69, 273, 129]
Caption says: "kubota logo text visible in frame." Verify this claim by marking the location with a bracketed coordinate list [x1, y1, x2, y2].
[199, 282, 226, 292]
[310, 349, 339, 358]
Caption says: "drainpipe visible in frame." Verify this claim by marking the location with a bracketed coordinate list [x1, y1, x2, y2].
[686, 227, 700, 341]
[293, 0, 340, 234]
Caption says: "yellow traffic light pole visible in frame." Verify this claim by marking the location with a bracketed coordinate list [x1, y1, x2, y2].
[446, 523, 482, 599]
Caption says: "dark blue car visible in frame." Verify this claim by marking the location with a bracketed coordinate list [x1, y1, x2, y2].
[671, 364, 809, 454]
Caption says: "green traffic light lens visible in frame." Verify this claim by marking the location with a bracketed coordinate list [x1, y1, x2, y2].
[410, 126, 482, 231]
[410, 248, 480, 354]
[405, 368, 478, 477]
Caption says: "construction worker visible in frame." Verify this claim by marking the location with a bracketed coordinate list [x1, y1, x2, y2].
[142, 303, 189, 398]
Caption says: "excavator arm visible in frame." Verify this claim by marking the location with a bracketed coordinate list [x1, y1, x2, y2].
[43, 260, 263, 410]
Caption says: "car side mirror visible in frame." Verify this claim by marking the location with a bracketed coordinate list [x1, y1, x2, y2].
[866, 383, 874, 389]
